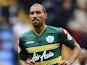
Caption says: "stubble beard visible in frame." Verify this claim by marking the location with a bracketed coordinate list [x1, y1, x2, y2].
[33, 22, 43, 29]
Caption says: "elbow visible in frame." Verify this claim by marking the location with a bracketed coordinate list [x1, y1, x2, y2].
[74, 41, 81, 54]
[78, 45, 81, 54]
[77, 43, 81, 53]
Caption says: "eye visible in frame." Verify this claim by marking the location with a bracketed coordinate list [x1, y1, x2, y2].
[36, 11, 41, 14]
[30, 12, 34, 15]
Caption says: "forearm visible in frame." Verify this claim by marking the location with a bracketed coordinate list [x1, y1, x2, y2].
[19, 60, 27, 65]
[67, 41, 81, 64]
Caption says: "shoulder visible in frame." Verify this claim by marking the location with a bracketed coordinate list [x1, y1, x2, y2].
[19, 30, 33, 39]
[46, 25, 64, 34]
[46, 25, 70, 37]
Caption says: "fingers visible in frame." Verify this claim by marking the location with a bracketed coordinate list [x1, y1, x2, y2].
[58, 60, 68, 65]
[26, 60, 35, 65]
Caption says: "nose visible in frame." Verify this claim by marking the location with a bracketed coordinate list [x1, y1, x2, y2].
[32, 13, 37, 20]
[33, 13, 37, 17]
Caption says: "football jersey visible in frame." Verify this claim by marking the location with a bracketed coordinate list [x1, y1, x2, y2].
[18, 25, 75, 65]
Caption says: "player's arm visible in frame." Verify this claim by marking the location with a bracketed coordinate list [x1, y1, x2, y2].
[18, 38, 35, 65]
[67, 41, 81, 64]
[19, 60, 27, 65]
[59, 41, 81, 65]
[19, 59, 35, 65]
[18, 38, 28, 65]
[58, 28, 81, 65]
[18, 46, 27, 65]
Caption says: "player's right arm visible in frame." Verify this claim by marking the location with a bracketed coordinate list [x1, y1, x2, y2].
[19, 59, 35, 65]
[18, 38, 35, 65]
[18, 38, 28, 65]
[19, 60, 27, 65]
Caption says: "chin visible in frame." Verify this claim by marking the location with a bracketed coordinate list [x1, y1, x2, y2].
[33, 24, 42, 28]
[33, 24, 40, 28]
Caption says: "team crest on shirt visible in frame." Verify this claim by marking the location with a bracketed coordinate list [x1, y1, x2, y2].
[46, 35, 54, 43]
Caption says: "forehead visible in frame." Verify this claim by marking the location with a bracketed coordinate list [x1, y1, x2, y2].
[30, 5, 43, 12]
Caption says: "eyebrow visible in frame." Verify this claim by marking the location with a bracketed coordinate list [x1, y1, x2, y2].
[30, 10, 41, 13]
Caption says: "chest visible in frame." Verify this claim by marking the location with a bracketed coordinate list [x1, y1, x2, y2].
[23, 33, 60, 48]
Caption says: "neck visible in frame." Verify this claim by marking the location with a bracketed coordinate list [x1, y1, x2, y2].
[33, 24, 46, 35]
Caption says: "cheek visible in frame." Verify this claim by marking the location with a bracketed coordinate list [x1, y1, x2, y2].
[40, 16, 45, 21]
[40, 17, 44, 21]
[38, 14, 46, 21]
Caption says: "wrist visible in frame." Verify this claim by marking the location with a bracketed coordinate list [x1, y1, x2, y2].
[67, 59, 74, 65]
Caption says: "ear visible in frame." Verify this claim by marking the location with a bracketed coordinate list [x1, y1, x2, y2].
[45, 13, 47, 19]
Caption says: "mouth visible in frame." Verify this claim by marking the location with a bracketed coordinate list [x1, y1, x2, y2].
[32, 19, 39, 22]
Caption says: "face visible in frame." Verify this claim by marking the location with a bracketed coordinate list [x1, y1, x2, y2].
[29, 5, 47, 28]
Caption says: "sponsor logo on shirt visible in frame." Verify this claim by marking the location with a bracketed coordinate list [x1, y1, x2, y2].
[67, 34, 72, 40]
[32, 51, 54, 61]
[62, 28, 73, 40]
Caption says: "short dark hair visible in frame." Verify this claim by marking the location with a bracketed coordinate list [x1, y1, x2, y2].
[30, 3, 46, 13]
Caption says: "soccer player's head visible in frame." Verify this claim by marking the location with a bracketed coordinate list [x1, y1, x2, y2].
[29, 3, 47, 28]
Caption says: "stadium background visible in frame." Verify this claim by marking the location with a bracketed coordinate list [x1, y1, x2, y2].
[0, 0, 87, 65]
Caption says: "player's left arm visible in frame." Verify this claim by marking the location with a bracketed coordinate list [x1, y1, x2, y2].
[59, 41, 81, 65]
[58, 28, 81, 65]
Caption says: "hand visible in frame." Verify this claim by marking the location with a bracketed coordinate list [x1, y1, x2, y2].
[26, 60, 35, 65]
[58, 60, 71, 65]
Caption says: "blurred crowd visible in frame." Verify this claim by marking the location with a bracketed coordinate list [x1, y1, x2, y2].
[0, 0, 87, 65]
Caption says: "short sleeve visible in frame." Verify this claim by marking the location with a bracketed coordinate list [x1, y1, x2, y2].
[18, 37, 28, 60]
[57, 28, 75, 48]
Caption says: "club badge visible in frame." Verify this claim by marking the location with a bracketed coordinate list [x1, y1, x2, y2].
[46, 35, 54, 43]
